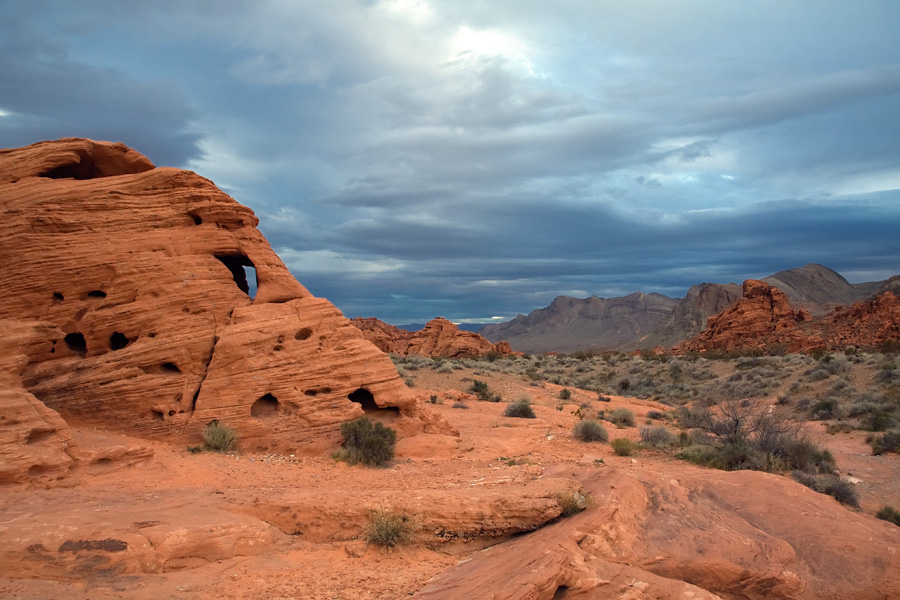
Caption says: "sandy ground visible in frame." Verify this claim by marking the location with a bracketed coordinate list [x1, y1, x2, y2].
[1, 365, 897, 599]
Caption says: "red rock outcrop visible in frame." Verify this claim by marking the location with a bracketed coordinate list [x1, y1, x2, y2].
[674, 280, 816, 354]
[351, 316, 513, 358]
[414, 466, 900, 600]
[818, 291, 900, 350]
[674, 279, 900, 355]
[0, 138, 445, 458]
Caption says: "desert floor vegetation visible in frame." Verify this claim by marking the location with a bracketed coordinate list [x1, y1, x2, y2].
[202, 421, 238, 453]
[334, 416, 397, 467]
[394, 347, 900, 517]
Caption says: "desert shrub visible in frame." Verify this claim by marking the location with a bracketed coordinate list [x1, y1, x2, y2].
[573, 419, 608, 442]
[860, 408, 899, 432]
[871, 430, 900, 455]
[876, 506, 900, 526]
[792, 472, 859, 507]
[470, 379, 494, 401]
[677, 444, 728, 470]
[597, 394, 611, 402]
[203, 421, 238, 452]
[451, 400, 469, 409]
[559, 388, 572, 400]
[640, 425, 675, 448]
[645, 410, 665, 420]
[339, 417, 397, 466]
[607, 407, 636, 428]
[366, 506, 415, 548]
[504, 399, 536, 419]
[809, 397, 843, 420]
[557, 490, 592, 517]
[611, 438, 636, 456]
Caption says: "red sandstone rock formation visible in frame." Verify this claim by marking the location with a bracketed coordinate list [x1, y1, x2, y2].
[675, 280, 814, 354]
[351, 316, 513, 358]
[0, 138, 447, 459]
[674, 279, 900, 354]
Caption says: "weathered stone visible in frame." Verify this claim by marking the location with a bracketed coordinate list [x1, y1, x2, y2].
[0, 138, 443, 453]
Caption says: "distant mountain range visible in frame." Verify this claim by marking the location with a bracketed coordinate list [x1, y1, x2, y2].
[479, 264, 898, 353]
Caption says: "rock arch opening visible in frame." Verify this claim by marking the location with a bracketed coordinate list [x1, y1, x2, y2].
[109, 332, 130, 350]
[39, 151, 98, 180]
[214, 253, 257, 298]
[64, 332, 87, 357]
[348, 388, 400, 420]
[251, 393, 280, 418]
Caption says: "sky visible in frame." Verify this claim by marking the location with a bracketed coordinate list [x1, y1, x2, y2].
[2, 1, 900, 325]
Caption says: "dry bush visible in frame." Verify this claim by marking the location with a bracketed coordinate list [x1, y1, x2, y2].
[202, 421, 238, 453]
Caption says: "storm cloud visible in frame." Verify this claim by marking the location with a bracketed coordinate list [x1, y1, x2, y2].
[3, 1, 899, 323]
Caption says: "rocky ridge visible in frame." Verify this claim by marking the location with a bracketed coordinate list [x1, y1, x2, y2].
[675, 279, 900, 354]
[480, 292, 679, 354]
[351, 316, 513, 358]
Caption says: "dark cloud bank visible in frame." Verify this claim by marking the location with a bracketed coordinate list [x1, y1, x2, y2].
[2, 1, 899, 324]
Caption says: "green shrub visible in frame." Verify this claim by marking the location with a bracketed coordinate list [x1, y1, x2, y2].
[607, 407, 636, 428]
[640, 425, 675, 448]
[611, 438, 636, 456]
[366, 506, 415, 548]
[573, 419, 608, 442]
[471, 379, 500, 402]
[556, 490, 591, 517]
[876, 506, 900, 526]
[202, 421, 238, 453]
[871, 430, 900, 455]
[792, 472, 860, 507]
[559, 388, 572, 400]
[339, 417, 397, 466]
[504, 399, 536, 418]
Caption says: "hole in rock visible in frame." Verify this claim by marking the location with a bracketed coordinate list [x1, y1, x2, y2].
[251, 393, 280, 418]
[53, 292, 64, 301]
[26, 429, 54, 445]
[273, 345, 282, 352]
[295, 327, 312, 340]
[214, 253, 257, 298]
[168, 410, 176, 417]
[191, 388, 201, 411]
[552, 586, 569, 599]
[109, 332, 130, 350]
[39, 151, 97, 180]
[161, 362, 181, 373]
[148, 332, 157, 338]
[64, 333, 87, 357]
[348, 388, 400, 418]
[87, 290, 107, 298]
[304, 390, 317, 397]
[150, 410, 164, 421]
[188, 211, 203, 225]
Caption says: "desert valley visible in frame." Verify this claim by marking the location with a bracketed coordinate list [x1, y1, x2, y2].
[2, 138, 900, 600]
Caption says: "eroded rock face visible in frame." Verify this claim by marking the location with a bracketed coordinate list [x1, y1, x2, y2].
[414, 467, 900, 600]
[674, 279, 900, 355]
[674, 280, 815, 354]
[351, 317, 512, 358]
[0, 321, 77, 484]
[0, 138, 436, 453]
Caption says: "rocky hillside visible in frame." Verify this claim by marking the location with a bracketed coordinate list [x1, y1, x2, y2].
[351, 317, 512, 358]
[480, 292, 678, 353]
[0, 138, 449, 480]
[483, 264, 896, 353]
[674, 279, 900, 354]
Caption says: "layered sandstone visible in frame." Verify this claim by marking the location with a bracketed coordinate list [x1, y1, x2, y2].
[351, 316, 512, 358]
[0, 138, 442, 456]
[674, 280, 815, 354]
